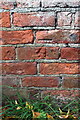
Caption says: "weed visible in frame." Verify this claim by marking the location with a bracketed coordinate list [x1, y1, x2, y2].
[1, 92, 80, 120]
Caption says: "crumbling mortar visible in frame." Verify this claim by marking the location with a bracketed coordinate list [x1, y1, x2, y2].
[0, 59, 79, 63]
[0, 43, 78, 48]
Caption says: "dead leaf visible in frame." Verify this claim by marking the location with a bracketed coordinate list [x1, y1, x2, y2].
[32, 110, 41, 118]
[46, 113, 54, 119]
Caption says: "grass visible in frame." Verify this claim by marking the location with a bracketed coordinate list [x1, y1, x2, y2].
[1, 92, 80, 120]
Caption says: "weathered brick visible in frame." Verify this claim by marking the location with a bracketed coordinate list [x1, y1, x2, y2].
[62, 76, 80, 88]
[1, 30, 33, 45]
[13, 12, 55, 27]
[61, 48, 80, 60]
[41, 0, 80, 7]
[22, 76, 59, 87]
[0, 2, 14, 9]
[17, 0, 40, 8]
[40, 63, 79, 74]
[46, 47, 59, 59]
[1, 62, 37, 75]
[0, 12, 11, 27]
[0, 63, 2, 75]
[1, 47, 16, 60]
[2, 87, 41, 100]
[17, 47, 59, 60]
[0, 31, 2, 45]
[41, 90, 80, 98]
[57, 12, 72, 27]
[0, 47, 2, 60]
[36, 30, 79, 43]
[0, 77, 1, 86]
[74, 12, 80, 27]
[17, 47, 46, 60]
[2, 76, 21, 87]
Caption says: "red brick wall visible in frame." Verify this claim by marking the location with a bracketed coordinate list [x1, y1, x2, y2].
[0, 0, 80, 99]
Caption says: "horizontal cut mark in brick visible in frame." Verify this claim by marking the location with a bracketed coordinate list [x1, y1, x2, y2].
[0, 12, 11, 27]
[17, 47, 59, 60]
[0, 30, 34, 45]
[61, 48, 80, 60]
[1, 47, 16, 60]
[36, 30, 80, 43]
[62, 76, 80, 88]
[22, 76, 59, 87]
[13, 12, 55, 27]
[1, 62, 37, 75]
[40, 63, 79, 74]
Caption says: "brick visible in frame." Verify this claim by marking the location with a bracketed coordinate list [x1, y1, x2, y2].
[0, 47, 2, 60]
[13, 12, 55, 27]
[1, 76, 21, 87]
[0, 12, 11, 27]
[61, 48, 80, 60]
[0, 63, 2, 75]
[36, 30, 80, 43]
[1, 62, 36, 75]
[46, 47, 59, 59]
[26, 89, 41, 100]
[2, 87, 24, 100]
[0, 31, 2, 45]
[0, 78, 1, 86]
[2, 87, 18, 100]
[17, 47, 59, 60]
[17, 47, 46, 60]
[40, 63, 79, 74]
[57, 12, 72, 27]
[16, 88, 41, 100]
[1, 30, 33, 45]
[74, 12, 80, 27]
[1, 47, 16, 60]
[22, 76, 59, 87]
[62, 76, 80, 88]
[41, 0, 80, 7]
[17, 0, 40, 8]
[2, 87, 41, 100]
[0, 2, 14, 9]
[41, 90, 80, 98]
